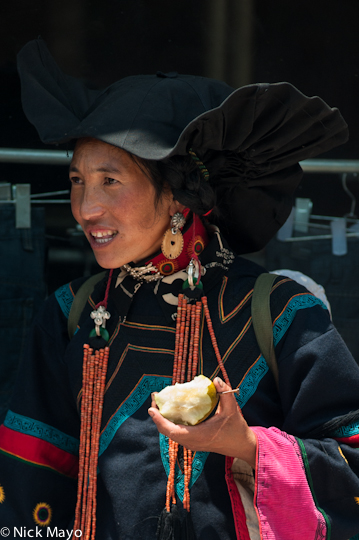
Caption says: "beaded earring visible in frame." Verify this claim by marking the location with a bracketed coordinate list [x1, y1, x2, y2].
[161, 212, 186, 259]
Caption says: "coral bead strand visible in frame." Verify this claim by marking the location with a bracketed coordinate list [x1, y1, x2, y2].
[186, 305, 196, 382]
[80, 348, 92, 534]
[183, 447, 191, 511]
[87, 350, 101, 540]
[166, 439, 177, 512]
[177, 296, 187, 385]
[172, 442, 178, 505]
[201, 296, 230, 386]
[80, 348, 95, 535]
[84, 351, 99, 540]
[92, 347, 109, 536]
[180, 304, 191, 384]
[74, 345, 90, 532]
[191, 301, 202, 380]
[172, 294, 183, 384]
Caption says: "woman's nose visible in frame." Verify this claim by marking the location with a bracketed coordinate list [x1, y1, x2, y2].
[79, 186, 106, 220]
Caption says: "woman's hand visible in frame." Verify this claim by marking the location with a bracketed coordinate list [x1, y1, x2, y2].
[148, 377, 257, 469]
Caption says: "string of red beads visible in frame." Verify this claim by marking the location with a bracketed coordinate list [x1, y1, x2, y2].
[201, 296, 230, 386]
[164, 292, 232, 516]
[186, 304, 196, 382]
[73, 345, 109, 540]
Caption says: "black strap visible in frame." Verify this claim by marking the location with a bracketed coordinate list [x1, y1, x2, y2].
[251, 273, 279, 389]
[67, 271, 107, 339]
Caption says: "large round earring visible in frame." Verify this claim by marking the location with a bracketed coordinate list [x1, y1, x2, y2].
[161, 212, 186, 259]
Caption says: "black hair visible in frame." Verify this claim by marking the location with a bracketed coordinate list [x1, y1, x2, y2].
[131, 153, 217, 216]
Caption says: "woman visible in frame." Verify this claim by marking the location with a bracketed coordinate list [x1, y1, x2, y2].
[0, 38, 359, 540]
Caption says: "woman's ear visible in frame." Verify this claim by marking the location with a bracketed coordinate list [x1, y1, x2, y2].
[169, 199, 186, 217]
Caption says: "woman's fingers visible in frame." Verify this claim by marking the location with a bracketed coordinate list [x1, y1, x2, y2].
[148, 405, 215, 450]
[148, 377, 257, 467]
[148, 406, 195, 447]
[150, 392, 158, 409]
[213, 377, 241, 416]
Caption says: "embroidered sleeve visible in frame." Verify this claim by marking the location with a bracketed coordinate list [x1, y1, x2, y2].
[0, 294, 79, 529]
[232, 279, 359, 540]
[252, 426, 327, 540]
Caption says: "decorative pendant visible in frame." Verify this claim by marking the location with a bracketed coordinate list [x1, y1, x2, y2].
[161, 212, 186, 260]
[182, 258, 206, 293]
[161, 228, 184, 259]
[90, 305, 111, 342]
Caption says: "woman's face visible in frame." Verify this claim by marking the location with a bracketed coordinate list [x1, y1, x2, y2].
[70, 138, 179, 269]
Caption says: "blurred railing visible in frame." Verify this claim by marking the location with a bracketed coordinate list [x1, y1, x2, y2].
[0, 147, 359, 173]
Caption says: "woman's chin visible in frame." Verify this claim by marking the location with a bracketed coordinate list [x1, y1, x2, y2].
[91, 241, 161, 269]
[92, 252, 122, 270]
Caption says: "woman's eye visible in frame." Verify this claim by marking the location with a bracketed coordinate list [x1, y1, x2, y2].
[105, 177, 118, 185]
[69, 176, 82, 185]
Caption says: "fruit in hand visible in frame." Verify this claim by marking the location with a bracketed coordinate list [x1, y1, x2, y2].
[154, 375, 219, 426]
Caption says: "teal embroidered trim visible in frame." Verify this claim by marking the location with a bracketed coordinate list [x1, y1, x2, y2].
[273, 294, 327, 347]
[55, 283, 74, 319]
[332, 422, 359, 439]
[4, 410, 79, 455]
[99, 375, 171, 456]
[237, 295, 327, 411]
[349, 535, 359, 540]
[296, 437, 331, 540]
[236, 356, 269, 409]
[159, 433, 209, 502]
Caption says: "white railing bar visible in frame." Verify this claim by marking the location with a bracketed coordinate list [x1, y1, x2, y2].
[0, 148, 359, 173]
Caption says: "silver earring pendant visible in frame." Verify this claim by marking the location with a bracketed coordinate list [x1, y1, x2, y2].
[161, 212, 186, 259]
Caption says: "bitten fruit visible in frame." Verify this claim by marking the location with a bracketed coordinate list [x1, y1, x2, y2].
[155, 375, 219, 426]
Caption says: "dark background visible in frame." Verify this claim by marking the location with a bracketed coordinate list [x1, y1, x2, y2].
[1, 0, 359, 289]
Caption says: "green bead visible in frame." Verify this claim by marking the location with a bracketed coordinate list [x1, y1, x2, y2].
[182, 278, 203, 290]
[89, 327, 110, 342]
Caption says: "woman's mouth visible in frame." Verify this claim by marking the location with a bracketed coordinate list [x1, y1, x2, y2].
[90, 230, 118, 245]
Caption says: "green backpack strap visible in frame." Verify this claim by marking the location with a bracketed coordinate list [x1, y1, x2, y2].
[67, 271, 107, 339]
[251, 272, 279, 390]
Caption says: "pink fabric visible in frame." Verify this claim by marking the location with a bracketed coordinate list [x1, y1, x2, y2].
[252, 426, 327, 540]
[225, 456, 251, 540]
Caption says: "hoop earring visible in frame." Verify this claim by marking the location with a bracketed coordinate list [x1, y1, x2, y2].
[161, 212, 186, 259]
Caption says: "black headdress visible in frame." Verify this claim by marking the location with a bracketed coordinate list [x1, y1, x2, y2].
[17, 38, 348, 253]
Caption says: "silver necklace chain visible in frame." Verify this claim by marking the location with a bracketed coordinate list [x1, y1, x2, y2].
[121, 262, 163, 282]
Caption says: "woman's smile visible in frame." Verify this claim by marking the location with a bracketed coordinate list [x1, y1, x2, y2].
[87, 229, 118, 247]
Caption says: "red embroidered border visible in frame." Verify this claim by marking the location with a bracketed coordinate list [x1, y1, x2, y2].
[0, 425, 78, 478]
[225, 456, 251, 540]
[334, 433, 359, 448]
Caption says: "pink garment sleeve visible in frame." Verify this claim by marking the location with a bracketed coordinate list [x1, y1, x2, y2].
[252, 426, 327, 540]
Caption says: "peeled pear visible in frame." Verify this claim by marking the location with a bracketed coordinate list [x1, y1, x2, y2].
[155, 375, 219, 426]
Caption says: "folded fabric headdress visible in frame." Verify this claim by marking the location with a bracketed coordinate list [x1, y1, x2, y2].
[17, 38, 349, 253]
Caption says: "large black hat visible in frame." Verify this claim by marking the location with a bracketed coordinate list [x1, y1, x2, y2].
[17, 39, 348, 253]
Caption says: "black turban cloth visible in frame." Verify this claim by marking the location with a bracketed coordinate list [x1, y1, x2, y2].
[17, 39, 348, 254]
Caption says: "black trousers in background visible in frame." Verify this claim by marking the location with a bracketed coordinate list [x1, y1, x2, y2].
[265, 235, 359, 363]
[0, 206, 46, 423]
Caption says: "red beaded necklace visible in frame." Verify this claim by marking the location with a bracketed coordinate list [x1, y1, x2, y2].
[166, 294, 231, 515]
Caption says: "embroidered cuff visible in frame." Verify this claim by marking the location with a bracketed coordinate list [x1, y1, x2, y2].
[252, 426, 327, 540]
